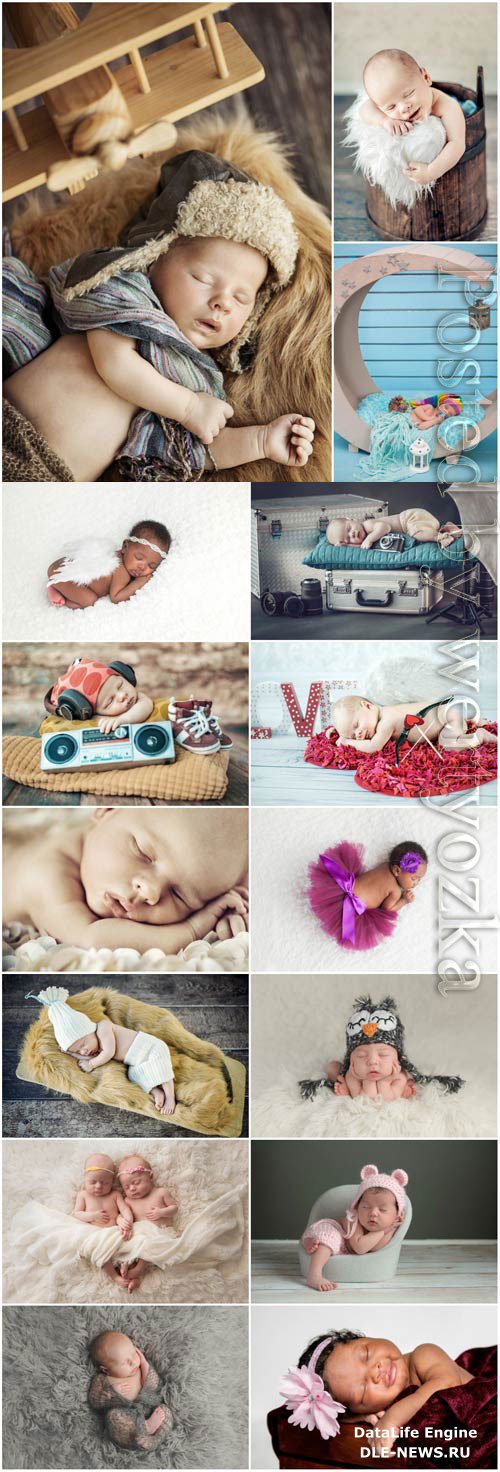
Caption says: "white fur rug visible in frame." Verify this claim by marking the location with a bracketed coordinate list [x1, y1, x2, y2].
[251, 806, 497, 974]
[344, 94, 446, 208]
[3, 1137, 248, 1304]
[251, 973, 497, 1140]
[2, 484, 249, 643]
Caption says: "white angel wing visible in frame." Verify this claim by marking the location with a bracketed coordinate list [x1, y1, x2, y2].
[47, 536, 120, 587]
[368, 654, 453, 706]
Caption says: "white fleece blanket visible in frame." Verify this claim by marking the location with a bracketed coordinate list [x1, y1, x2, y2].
[3, 1137, 248, 1304]
[251, 805, 497, 974]
[10, 1187, 245, 1275]
[2, 484, 250, 643]
[344, 93, 446, 208]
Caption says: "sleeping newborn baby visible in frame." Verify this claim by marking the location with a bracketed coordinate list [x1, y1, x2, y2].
[47, 518, 170, 609]
[88, 1331, 173, 1452]
[4, 808, 248, 956]
[73, 1153, 135, 1285]
[331, 693, 497, 755]
[27, 986, 178, 1115]
[44, 656, 154, 735]
[302, 1163, 407, 1291]
[326, 508, 461, 549]
[114, 1154, 178, 1290]
[325, 1042, 415, 1100]
[345, 48, 466, 208]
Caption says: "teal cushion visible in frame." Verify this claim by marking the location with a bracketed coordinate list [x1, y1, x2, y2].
[303, 534, 469, 572]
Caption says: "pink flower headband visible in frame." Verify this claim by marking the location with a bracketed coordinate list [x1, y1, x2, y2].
[398, 850, 424, 873]
[279, 1337, 345, 1440]
[118, 1165, 152, 1175]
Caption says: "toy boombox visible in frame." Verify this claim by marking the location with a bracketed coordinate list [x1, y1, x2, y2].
[41, 720, 175, 773]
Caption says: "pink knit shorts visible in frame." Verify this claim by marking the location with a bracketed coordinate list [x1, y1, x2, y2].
[302, 1217, 349, 1255]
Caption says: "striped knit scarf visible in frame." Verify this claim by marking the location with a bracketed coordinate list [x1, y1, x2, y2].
[3, 255, 225, 479]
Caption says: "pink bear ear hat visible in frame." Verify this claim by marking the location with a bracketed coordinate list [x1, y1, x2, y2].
[352, 1163, 408, 1222]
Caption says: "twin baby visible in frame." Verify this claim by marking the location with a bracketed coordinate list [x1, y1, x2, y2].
[76, 1151, 176, 1290]
[4, 808, 248, 955]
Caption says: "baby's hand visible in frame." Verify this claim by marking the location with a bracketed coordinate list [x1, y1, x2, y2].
[190, 889, 248, 942]
[404, 890, 415, 904]
[383, 117, 413, 135]
[404, 161, 431, 183]
[145, 1204, 164, 1221]
[117, 1214, 133, 1240]
[92, 1207, 111, 1224]
[333, 1077, 349, 1096]
[182, 391, 233, 445]
[403, 1075, 416, 1098]
[77, 1057, 94, 1072]
[98, 715, 126, 735]
[262, 414, 315, 467]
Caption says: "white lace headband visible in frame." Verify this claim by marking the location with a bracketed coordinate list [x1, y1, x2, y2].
[126, 535, 169, 560]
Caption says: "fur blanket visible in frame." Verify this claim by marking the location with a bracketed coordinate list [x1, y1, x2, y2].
[3, 1137, 247, 1304]
[344, 95, 446, 209]
[17, 984, 244, 1137]
[3, 1305, 248, 1468]
[7, 115, 331, 482]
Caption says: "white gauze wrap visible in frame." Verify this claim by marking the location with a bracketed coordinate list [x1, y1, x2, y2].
[344, 93, 447, 209]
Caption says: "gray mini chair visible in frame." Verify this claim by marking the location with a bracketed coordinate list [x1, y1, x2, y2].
[298, 1183, 412, 1284]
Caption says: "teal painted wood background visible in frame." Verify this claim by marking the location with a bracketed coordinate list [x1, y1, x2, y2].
[334, 243, 497, 397]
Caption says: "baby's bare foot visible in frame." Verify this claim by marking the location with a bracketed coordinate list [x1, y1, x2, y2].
[47, 585, 66, 606]
[306, 1269, 337, 1292]
[145, 1407, 166, 1434]
[150, 1081, 176, 1114]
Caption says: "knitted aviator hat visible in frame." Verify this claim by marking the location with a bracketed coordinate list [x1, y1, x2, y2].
[351, 1163, 408, 1222]
[339, 993, 464, 1094]
[25, 986, 97, 1051]
[62, 149, 299, 373]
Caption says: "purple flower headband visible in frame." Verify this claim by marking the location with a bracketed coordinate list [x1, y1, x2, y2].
[279, 1337, 345, 1440]
[398, 850, 424, 873]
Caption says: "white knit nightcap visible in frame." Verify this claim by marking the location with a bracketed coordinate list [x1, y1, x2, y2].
[25, 986, 97, 1051]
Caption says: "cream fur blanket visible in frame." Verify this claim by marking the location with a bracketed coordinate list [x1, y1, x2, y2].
[3, 1138, 248, 1304]
[344, 94, 446, 208]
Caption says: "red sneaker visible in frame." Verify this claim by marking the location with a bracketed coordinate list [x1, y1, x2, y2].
[168, 697, 233, 752]
[168, 700, 220, 755]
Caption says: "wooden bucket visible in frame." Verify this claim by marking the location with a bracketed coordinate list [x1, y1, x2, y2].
[366, 67, 488, 240]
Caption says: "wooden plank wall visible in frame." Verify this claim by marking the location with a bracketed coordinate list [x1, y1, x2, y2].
[334, 242, 497, 398]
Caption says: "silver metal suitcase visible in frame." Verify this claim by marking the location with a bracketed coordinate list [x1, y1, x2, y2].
[251, 493, 387, 598]
[325, 561, 479, 615]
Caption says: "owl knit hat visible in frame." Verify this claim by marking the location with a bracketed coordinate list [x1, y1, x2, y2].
[61, 149, 299, 373]
[351, 1163, 408, 1221]
[25, 986, 97, 1051]
[299, 993, 464, 1099]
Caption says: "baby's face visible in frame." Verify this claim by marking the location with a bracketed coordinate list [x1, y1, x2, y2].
[80, 809, 246, 924]
[367, 59, 433, 124]
[324, 1336, 408, 1416]
[392, 860, 427, 893]
[336, 697, 379, 741]
[67, 1031, 99, 1058]
[149, 236, 268, 351]
[83, 1157, 115, 1197]
[330, 518, 365, 546]
[98, 1333, 141, 1378]
[118, 1158, 153, 1199]
[95, 673, 138, 718]
[121, 538, 164, 579]
[350, 1043, 398, 1081]
[357, 1188, 398, 1232]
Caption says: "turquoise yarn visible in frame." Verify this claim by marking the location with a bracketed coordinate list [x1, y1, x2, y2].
[354, 411, 429, 481]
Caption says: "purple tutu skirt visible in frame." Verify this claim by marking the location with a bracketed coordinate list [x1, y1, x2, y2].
[307, 840, 398, 951]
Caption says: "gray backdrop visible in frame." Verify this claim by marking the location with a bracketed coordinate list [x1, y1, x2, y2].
[251, 1140, 497, 1239]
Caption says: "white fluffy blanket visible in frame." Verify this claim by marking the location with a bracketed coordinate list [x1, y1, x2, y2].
[3, 1138, 248, 1304]
[344, 93, 446, 208]
[251, 1072, 492, 1141]
[2, 483, 250, 644]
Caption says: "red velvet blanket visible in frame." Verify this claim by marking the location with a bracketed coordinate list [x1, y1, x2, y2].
[304, 725, 497, 798]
